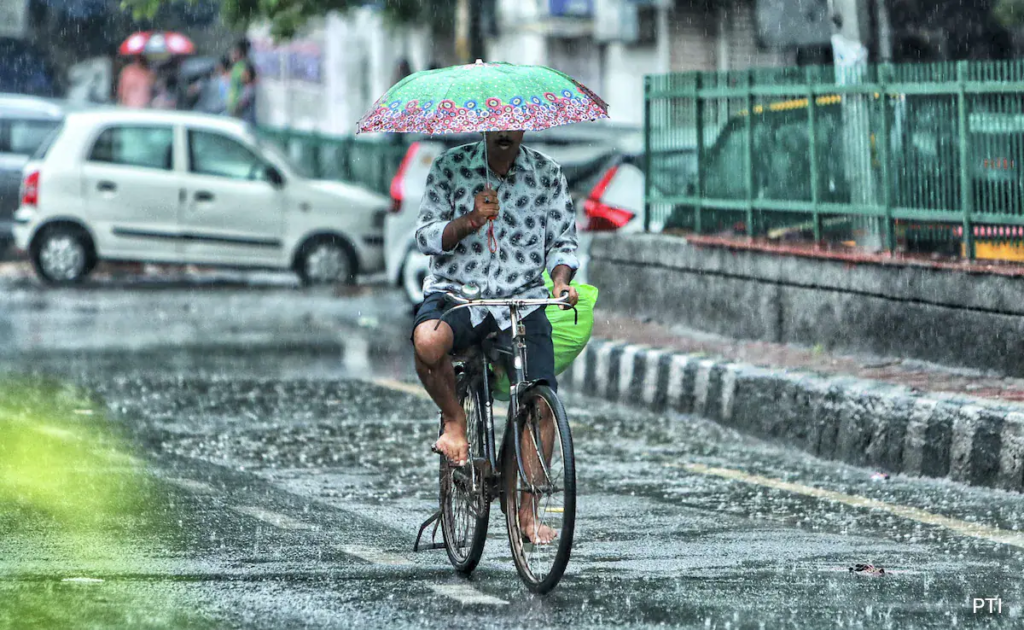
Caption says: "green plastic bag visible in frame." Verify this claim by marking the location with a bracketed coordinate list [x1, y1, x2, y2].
[492, 272, 598, 401]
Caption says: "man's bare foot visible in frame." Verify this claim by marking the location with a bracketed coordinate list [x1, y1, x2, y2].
[433, 419, 469, 466]
[518, 507, 558, 545]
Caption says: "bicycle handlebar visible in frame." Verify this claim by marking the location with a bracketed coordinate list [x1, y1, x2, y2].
[444, 292, 573, 310]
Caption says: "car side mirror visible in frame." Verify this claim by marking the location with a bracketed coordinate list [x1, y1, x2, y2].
[266, 166, 285, 188]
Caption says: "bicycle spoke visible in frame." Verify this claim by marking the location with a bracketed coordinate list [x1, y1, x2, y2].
[440, 377, 490, 573]
[505, 385, 574, 593]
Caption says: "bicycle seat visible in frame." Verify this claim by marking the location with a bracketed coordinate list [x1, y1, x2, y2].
[451, 346, 481, 364]
[481, 335, 508, 363]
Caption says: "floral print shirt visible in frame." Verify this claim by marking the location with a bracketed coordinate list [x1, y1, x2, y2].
[415, 141, 579, 330]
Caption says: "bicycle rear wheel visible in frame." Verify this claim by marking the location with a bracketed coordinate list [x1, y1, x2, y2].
[439, 377, 490, 574]
[503, 384, 576, 594]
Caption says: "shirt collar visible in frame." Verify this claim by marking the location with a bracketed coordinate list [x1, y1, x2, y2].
[472, 141, 527, 182]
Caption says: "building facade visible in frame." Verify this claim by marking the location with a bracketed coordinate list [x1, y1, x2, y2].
[253, 0, 800, 133]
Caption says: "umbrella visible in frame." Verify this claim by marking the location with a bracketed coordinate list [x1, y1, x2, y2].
[119, 32, 195, 57]
[357, 60, 609, 254]
[356, 60, 608, 135]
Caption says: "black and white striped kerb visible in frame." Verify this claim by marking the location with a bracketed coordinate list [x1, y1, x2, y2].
[563, 339, 1024, 493]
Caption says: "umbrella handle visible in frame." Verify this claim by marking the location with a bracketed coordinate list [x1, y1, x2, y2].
[487, 219, 498, 254]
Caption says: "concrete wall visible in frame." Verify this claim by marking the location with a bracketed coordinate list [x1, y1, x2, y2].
[590, 234, 1024, 376]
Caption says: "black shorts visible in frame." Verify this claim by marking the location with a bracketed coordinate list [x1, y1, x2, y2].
[412, 292, 557, 390]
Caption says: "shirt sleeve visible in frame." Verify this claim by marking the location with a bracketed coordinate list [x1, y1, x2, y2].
[546, 167, 580, 274]
[414, 158, 453, 256]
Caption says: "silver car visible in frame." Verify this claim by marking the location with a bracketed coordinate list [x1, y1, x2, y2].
[0, 95, 66, 259]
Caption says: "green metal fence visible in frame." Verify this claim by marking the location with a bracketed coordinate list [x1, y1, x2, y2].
[256, 127, 408, 196]
[643, 60, 1024, 260]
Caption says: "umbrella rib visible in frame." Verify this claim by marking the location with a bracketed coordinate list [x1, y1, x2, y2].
[427, 72, 464, 136]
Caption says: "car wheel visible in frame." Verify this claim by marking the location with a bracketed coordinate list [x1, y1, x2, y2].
[401, 249, 429, 305]
[32, 225, 94, 284]
[297, 236, 357, 286]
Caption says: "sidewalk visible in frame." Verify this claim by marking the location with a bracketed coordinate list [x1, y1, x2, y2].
[566, 312, 1024, 493]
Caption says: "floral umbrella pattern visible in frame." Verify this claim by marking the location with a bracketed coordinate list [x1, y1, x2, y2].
[356, 61, 609, 134]
[118, 31, 196, 57]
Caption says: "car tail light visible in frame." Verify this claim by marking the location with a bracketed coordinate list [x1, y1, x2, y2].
[583, 165, 635, 231]
[21, 171, 40, 207]
[390, 141, 421, 213]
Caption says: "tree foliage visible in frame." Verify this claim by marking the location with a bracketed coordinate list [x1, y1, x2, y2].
[122, 0, 456, 41]
[994, 0, 1024, 27]
[887, 0, 1015, 60]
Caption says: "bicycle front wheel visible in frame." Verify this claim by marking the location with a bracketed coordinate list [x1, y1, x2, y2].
[440, 379, 490, 574]
[503, 384, 576, 594]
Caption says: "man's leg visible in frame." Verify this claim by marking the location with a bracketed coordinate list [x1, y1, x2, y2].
[413, 320, 468, 465]
[411, 294, 474, 465]
[514, 308, 559, 544]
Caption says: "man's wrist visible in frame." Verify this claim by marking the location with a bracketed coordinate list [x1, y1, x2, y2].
[551, 264, 575, 286]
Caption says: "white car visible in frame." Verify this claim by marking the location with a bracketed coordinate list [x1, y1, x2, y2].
[385, 127, 644, 304]
[13, 109, 388, 284]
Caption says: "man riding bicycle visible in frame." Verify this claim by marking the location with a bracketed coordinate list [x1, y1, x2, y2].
[411, 130, 579, 545]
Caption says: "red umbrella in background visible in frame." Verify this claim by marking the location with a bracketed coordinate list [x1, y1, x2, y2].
[119, 32, 195, 57]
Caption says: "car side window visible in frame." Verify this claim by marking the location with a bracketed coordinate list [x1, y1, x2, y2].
[188, 130, 267, 182]
[89, 126, 174, 170]
[9, 119, 61, 156]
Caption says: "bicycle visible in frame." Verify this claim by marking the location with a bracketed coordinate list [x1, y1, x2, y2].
[414, 286, 578, 594]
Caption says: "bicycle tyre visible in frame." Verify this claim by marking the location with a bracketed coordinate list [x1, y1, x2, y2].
[503, 384, 576, 594]
[439, 377, 490, 574]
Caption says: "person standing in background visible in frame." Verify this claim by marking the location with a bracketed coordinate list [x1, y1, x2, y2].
[151, 74, 179, 110]
[117, 55, 154, 108]
[234, 61, 258, 124]
[193, 56, 231, 114]
[227, 39, 254, 119]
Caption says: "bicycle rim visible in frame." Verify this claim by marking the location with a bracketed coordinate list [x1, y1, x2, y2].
[440, 380, 490, 574]
[504, 385, 576, 594]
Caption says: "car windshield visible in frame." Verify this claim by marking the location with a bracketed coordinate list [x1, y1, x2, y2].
[29, 121, 63, 160]
[254, 136, 312, 179]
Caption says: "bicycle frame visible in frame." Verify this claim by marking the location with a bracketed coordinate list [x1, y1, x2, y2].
[443, 295, 570, 494]
[415, 293, 573, 552]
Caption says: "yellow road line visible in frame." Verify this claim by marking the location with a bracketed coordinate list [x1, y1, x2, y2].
[372, 378, 427, 399]
[670, 462, 1024, 550]
[372, 378, 509, 417]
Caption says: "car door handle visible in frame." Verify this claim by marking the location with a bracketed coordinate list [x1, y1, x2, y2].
[194, 191, 215, 202]
[97, 181, 117, 192]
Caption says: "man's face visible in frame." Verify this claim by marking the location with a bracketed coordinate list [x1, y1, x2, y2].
[485, 130, 525, 160]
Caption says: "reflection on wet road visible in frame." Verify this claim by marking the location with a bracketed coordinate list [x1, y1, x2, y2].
[1, 277, 1023, 628]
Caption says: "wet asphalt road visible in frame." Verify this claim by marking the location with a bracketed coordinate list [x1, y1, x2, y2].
[2, 268, 1024, 629]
